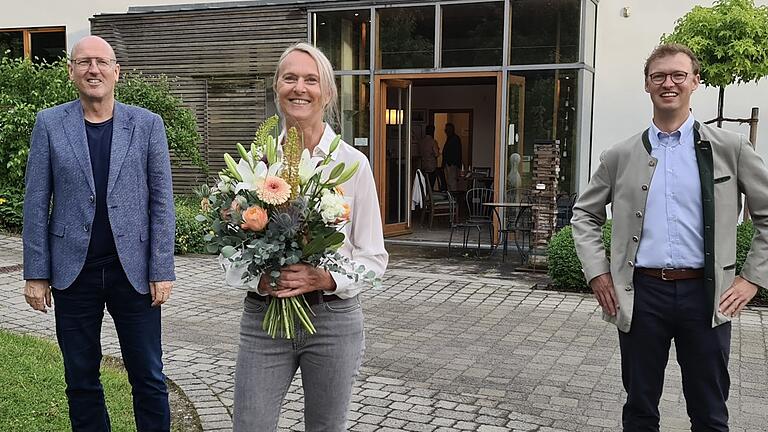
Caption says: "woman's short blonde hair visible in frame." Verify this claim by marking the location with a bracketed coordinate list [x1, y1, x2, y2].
[273, 42, 339, 129]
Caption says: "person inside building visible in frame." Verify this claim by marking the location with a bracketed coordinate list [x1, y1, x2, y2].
[442, 122, 462, 191]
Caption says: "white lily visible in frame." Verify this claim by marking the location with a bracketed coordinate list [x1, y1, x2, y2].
[298, 149, 325, 185]
[234, 158, 259, 192]
[235, 158, 284, 193]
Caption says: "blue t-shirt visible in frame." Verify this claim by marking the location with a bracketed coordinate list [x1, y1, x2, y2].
[85, 118, 118, 266]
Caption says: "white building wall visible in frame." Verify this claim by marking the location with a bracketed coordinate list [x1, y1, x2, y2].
[592, 0, 768, 185]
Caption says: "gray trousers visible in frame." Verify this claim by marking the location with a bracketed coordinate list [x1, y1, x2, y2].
[233, 295, 365, 432]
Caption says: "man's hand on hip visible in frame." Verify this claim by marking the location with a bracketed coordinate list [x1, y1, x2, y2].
[150, 281, 174, 307]
[719, 276, 758, 317]
[589, 273, 619, 316]
[24, 280, 52, 313]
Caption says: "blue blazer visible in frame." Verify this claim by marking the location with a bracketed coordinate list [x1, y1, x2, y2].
[22, 100, 176, 294]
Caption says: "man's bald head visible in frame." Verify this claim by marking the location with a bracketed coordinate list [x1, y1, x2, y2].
[70, 36, 115, 61]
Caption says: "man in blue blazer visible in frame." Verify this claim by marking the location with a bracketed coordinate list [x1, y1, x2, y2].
[22, 36, 176, 431]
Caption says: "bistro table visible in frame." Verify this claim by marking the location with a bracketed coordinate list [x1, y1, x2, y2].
[482, 202, 533, 263]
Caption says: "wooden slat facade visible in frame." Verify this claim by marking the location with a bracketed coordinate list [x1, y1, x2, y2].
[90, 5, 309, 193]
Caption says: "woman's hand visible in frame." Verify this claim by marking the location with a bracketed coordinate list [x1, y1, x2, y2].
[270, 264, 336, 298]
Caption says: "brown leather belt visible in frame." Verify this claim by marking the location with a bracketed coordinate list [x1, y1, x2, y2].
[246, 290, 341, 306]
[636, 267, 704, 281]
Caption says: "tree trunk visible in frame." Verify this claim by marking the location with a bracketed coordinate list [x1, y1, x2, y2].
[717, 86, 725, 128]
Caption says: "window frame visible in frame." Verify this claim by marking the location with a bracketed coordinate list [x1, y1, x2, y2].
[0, 26, 66, 61]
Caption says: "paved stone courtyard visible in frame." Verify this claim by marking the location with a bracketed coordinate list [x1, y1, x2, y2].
[1, 234, 767, 431]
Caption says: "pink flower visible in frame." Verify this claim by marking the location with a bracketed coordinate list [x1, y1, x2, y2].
[241, 206, 269, 231]
[258, 176, 291, 205]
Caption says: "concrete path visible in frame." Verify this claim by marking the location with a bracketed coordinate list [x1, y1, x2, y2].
[1, 235, 766, 431]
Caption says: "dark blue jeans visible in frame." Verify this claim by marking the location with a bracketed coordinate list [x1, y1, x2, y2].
[619, 272, 730, 432]
[52, 262, 169, 432]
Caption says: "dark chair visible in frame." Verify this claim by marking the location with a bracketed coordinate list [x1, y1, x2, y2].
[448, 187, 494, 254]
[469, 167, 493, 189]
[496, 190, 533, 262]
[506, 187, 531, 204]
[556, 192, 578, 229]
[416, 172, 456, 228]
[511, 205, 534, 264]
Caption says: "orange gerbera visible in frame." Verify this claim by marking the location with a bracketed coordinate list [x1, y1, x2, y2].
[258, 176, 291, 205]
[241, 206, 269, 231]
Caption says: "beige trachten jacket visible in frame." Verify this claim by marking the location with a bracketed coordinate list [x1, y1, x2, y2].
[571, 121, 768, 332]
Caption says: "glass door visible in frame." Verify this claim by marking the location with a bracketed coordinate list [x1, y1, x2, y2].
[376, 79, 412, 236]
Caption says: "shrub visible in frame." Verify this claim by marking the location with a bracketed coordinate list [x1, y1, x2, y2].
[175, 195, 208, 255]
[736, 220, 768, 304]
[0, 186, 24, 233]
[547, 221, 611, 292]
[115, 74, 205, 171]
[0, 57, 205, 192]
[0, 57, 76, 188]
[548, 219, 768, 304]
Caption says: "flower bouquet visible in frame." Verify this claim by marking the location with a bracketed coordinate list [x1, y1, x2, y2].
[198, 115, 379, 339]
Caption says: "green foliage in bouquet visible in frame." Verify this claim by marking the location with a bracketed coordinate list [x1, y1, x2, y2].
[198, 115, 379, 339]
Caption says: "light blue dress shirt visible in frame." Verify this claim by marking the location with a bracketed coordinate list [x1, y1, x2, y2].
[635, 114, 705, 269]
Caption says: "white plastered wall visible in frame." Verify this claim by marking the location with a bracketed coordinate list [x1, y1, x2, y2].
[589, 0, 768, 191]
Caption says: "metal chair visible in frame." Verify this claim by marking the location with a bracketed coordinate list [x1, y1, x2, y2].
[556, 192, 577, 229]
[416, 172, 456, 229]
[448, 187, 494, 254]
[496, 189, 533, 262]
[511, 205, 534, 264]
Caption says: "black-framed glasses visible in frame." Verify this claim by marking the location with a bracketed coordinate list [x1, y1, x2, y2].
[648, 71, 688, 85]
[71, 57, 117, 71]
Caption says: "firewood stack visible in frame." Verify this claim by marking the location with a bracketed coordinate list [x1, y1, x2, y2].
[530, 140, 560, 265]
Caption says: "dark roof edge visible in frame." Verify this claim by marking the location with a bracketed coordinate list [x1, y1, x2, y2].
[92, 0, 431, 16]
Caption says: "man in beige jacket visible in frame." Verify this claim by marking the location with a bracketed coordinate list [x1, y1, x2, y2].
[572, 44, 768, 431]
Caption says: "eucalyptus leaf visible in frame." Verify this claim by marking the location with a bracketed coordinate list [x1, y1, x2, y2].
[221, 245, 237, 258]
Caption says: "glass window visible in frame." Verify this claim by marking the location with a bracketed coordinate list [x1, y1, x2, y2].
[0, 31, 23, 60]
[377, 6, 435, 69]
[584, 0, 597, 66]
[506, 70, 579, 193]
[31, 31, 66, 64]
[314, 10, 370, 71]
[509, 0, 580, 65]
[441, 2, 504, 67]
[336, 75, 371, 159]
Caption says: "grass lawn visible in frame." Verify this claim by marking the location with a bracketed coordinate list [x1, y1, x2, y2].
[0, 329, 137, 432]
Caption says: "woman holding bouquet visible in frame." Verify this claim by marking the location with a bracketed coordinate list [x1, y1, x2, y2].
[232, 43, 388, 431]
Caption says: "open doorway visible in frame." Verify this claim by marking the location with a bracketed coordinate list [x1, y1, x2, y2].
[375, 73, 500, 246]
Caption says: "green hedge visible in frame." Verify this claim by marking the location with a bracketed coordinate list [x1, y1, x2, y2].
[548, 220, 768, 304]
[0, 186, 24, 233]
[0, 56, 205, 191]
[174, 196, 209, 255]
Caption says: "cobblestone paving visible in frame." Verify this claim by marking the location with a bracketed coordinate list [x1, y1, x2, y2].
[1, 235, 767, 431]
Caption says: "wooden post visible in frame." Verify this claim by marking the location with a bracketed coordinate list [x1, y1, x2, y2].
[749, 107, 759, 148]
[743, 107, 760, 221]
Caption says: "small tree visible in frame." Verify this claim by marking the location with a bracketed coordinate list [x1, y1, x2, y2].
[662, 0, 768, 126]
